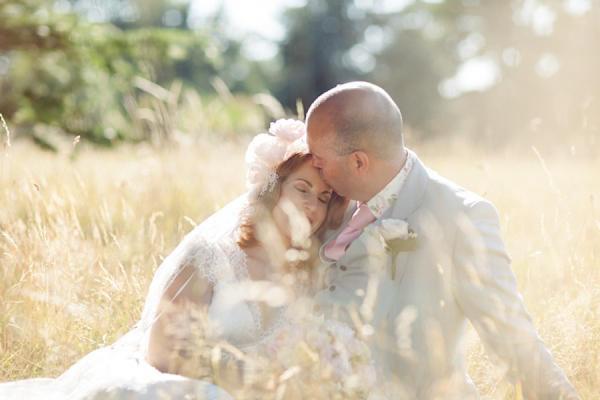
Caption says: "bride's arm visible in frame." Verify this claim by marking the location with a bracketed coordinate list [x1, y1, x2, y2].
[147, 263, 251, 395]
[147, 263, 213, 373]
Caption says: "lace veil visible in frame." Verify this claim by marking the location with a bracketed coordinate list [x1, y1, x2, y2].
[129, 193, 250, 354]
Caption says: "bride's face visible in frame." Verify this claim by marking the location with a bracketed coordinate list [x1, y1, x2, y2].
[273, 160, 333, 240]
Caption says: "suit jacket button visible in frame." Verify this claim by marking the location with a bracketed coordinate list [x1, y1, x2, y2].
[340, 265, 347, 271]
[329, 285, 336, 291]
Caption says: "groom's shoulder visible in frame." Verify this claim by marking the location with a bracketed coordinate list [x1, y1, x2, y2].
[409, 151, 485, 208]
[424, 166, 491, 210]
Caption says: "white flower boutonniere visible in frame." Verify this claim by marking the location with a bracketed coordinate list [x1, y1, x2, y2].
[375, 219, 417, 279]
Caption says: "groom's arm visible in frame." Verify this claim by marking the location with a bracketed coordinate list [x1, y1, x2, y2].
[452, 199, 579, 400]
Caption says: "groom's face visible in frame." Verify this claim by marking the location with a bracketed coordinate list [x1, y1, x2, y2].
[306, 128, 356, 200]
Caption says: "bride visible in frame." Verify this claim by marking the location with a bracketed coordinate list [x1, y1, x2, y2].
[0, 119, 347, 399]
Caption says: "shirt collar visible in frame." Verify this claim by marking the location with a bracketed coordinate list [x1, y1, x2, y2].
[365, 149, 415, 219]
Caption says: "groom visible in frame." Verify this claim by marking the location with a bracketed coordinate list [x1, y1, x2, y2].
[306, 81, 578, 399]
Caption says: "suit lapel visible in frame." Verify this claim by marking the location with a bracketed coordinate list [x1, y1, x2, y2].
[375, 151, 429, 283]
[337, 150, 430, 282]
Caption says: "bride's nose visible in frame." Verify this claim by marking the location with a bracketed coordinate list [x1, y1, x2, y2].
[303, 196, 317, 213]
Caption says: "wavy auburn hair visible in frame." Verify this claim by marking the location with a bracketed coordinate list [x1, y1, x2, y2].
[237, 145, 347, 249]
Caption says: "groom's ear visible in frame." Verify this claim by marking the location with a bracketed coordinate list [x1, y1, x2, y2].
[350, 151, 370, 177]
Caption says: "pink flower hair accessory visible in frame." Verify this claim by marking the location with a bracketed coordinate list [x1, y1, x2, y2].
[245, 118, 306, 196]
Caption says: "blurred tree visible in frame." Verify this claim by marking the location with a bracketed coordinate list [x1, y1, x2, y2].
[0, 0, 268, 146]
[276, 0, 599, 151]
[0, 0, 82, 143]
[62, 0, 191, 29]
[0, 0, 75, 50]
[434, 0, 600, 151]
[4, 0, 597, 151]
[275, 0, 470, 134]
[365, 1, 459, 137]
[275, 0, 372, 113]
[370, 0, 599, 148]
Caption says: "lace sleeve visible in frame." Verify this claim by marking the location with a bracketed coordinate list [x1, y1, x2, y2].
[174, 233, 236, 286]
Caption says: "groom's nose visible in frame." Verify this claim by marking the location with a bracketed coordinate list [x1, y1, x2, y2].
[312, 156, 323, 169]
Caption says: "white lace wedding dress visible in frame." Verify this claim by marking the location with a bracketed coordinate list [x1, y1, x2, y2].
[0, 194, 301, 400]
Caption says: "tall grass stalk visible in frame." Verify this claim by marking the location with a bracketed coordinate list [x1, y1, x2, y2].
[1, 113, 11, 188]
[0, 114, 9, 148]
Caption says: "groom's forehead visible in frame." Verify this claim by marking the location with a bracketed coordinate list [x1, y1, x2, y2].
[307, 111, 336, 135]
[307, 126, 336, 146]
[308, 135, 337, 157]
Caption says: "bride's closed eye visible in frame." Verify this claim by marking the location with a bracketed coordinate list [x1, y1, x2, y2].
[294, 184, 309, 194]
[292, 177, 331, 205]
[318, 193, 331, 204]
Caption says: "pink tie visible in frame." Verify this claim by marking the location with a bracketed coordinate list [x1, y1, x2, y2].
[324, 202, 376, 260]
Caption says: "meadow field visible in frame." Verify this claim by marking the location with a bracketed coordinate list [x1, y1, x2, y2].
[0, 134, 598, 399]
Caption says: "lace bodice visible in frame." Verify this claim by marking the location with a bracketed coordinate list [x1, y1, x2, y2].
[196, 234, 286, 348]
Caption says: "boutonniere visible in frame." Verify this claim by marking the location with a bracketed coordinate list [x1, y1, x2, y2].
[375, 219, 417, 279]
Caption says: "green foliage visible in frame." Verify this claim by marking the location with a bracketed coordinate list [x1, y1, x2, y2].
[0, 0, 270, 147]
[1, 0, 598, 153]
[0, 0, 75, 51]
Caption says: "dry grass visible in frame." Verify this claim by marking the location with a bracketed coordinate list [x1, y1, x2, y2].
[0, 136, 598, 398]
[0, 138, 246, 380]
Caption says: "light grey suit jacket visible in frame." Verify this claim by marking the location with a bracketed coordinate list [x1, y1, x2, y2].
[314, 151, 578, 399]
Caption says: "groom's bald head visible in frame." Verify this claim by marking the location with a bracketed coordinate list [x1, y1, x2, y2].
[306, 81, 404, 161]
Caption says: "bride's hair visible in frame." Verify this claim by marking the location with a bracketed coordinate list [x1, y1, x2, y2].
[237, 146, 347, 250]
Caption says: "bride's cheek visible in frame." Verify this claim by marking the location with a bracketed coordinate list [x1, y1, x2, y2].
[318, 208, 326, 224]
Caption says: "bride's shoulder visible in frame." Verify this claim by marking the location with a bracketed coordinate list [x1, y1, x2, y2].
[157, 194, 251, 286]
[172, 230, 239, 284]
